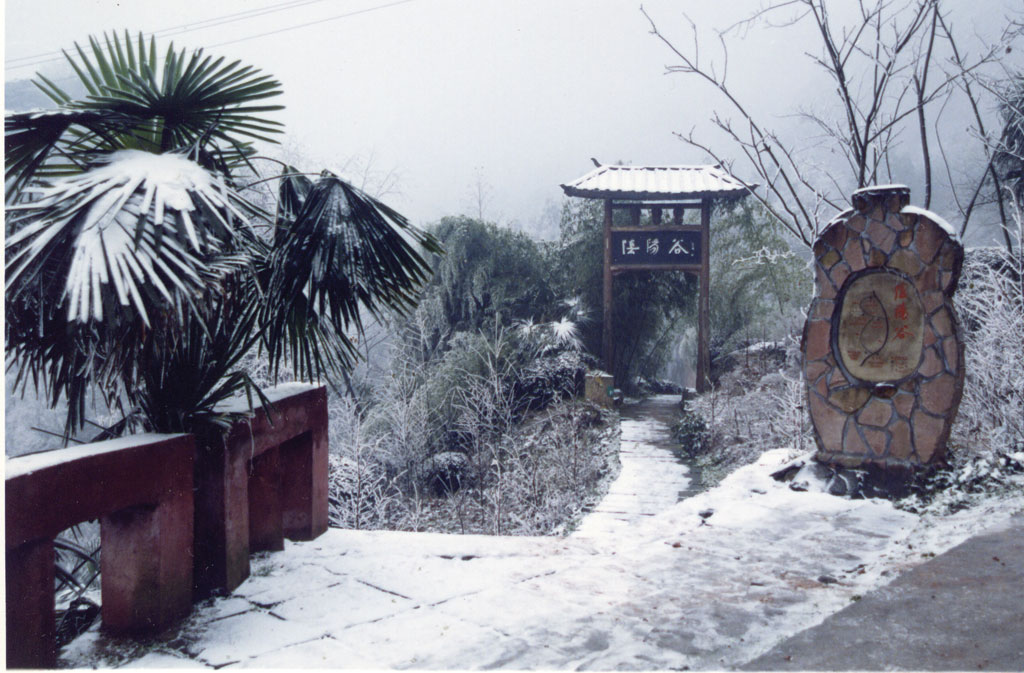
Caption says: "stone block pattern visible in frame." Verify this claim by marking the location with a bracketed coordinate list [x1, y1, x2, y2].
[802, 186, 965, 468]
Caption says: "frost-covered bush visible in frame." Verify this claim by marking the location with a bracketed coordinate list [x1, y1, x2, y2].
[674, 410, 710, 458]
[685, 337, 813, 487]
[897, 448, 1024, 515]
[361, 355, 434, 486]
[497, 402, 619, 535]
[514, 350, 589, 413]
[951, 244, 1024, 458]
[424, 451, 472, 496]
[326, 394, 403, 530]
[410, 217, 559, 357]
[326, 321, 612, 535]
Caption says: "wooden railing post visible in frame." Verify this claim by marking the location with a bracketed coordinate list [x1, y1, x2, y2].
[100, 485, 193, 632]
[6, 433, 194, 668]
[248, 448, 284, 552]
[5, 539, 56, 667]
[192, 436, 251, 598]
[192, 384, 328, 596]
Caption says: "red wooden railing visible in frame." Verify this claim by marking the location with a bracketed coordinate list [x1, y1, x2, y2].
[4, 384, 329, 668]
[6, 434, 195, 668]
[193, 384, 329, 597]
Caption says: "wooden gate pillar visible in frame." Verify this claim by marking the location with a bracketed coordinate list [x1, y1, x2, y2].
[697, 200, 711, 392]
[602, 198, 614, 373]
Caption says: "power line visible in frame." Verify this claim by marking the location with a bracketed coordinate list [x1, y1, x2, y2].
[207, 0, 416, 50]
[5, 0, 414, 73]
[5, 0, 330, 67]
[6, 0, 331, 71]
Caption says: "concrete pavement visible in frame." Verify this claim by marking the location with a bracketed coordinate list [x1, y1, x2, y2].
[741, 511, 1024, 671]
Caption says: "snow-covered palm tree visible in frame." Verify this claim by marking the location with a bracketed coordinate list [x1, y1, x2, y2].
[5, 32, 441, 437]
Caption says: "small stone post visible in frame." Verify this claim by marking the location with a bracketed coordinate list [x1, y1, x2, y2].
[585, 371, 615, 408]
[802, 185, 965, 469]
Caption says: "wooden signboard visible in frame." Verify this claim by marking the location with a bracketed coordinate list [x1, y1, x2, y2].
[834, 270, 925, 383]
[610, 229, 702, 268]
[561, 163, 750, 395]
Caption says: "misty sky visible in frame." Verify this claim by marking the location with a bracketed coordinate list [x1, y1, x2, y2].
[4, 0, 1022, 241]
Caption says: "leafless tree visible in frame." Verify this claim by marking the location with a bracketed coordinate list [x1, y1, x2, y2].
[642, 0, 1021, 250]
[465, 165, 495, 222]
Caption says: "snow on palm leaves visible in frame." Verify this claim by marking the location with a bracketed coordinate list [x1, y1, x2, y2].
[4, 32, 440, 437]
[6, 151, 254, 326]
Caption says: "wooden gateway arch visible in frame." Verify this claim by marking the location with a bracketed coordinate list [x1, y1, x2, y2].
[561, 162, 750, 393]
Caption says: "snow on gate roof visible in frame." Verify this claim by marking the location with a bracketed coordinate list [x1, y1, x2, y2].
[560, 163, 750, 201]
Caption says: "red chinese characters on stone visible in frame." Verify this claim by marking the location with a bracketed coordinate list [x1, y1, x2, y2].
[836, 272, 924, 382]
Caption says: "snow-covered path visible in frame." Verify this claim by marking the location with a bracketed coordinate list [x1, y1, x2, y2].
[574, 395, 694, 539]
[61, 399, 1023, 670]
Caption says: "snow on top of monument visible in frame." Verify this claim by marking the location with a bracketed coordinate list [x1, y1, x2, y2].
[5, 433, 187, 478]
[852, 183, 910, 194]
[902, 205, 960, 241]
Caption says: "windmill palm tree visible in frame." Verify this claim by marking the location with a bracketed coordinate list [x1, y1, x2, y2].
[5, 32, 441, 438]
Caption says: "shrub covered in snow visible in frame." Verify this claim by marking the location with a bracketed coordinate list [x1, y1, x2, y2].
[896, 449, 1024, 515]
[325, 313, 609, 535]
[681, 338, 813, 488]
[950, 245, 1024, 460]
[326, 394, 618, 535]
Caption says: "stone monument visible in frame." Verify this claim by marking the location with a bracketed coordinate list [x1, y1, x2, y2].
[802, 185, 965, 469]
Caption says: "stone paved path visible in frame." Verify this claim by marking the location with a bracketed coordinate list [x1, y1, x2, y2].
[573, 394, 693, 539]
[60, 397, 1017, 670]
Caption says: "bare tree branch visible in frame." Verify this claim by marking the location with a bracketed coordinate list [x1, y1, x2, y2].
[644, 0, 1019, 249]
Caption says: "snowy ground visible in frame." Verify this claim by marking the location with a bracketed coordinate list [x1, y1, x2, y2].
[61, 397, 1024, 669]
[573, 396, 694, 539]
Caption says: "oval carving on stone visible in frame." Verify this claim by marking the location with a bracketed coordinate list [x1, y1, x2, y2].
[833, 269, 924, 383]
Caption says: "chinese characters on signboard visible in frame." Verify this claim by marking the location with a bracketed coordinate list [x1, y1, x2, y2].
[835, 271, 924, 382]
[611, 230, 701, 266]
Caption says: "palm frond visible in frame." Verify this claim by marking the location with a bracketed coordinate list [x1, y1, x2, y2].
[66, 32, 285, 153]
[6, 150, 256, 327]
[7, 31, 284, 195]
[275, 166, 312, 226]
[133, 280, 271, 435]
[262, 170, 441, 379]
[4, 109, 130, 200]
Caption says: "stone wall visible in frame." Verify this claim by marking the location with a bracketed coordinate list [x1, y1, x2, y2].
[802, 185, 965, 469]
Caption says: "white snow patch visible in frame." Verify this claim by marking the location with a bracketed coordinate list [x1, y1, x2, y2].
[5, 433, 187, 478]
[57, 415, 1024, 670]
[574, 400, 691, 539]
[902, 204, 960, 241]
[852, 183, 909, 194]
[214, 382, 322, 414]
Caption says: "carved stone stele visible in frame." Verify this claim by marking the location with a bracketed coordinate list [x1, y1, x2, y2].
[802, 185, 965, 469]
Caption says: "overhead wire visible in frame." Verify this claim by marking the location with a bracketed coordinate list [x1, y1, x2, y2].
[5, 0, 417, 73]
[207, 0, 416, 50]
[5, 0, 333, 70]
[5, 0, 331, 68]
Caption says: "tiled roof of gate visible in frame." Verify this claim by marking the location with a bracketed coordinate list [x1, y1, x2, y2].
[560, 163, 750, 200]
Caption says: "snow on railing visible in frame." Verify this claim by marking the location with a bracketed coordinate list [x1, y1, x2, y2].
[6, 434, 195, 668]
[5, 384, 329, 668]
